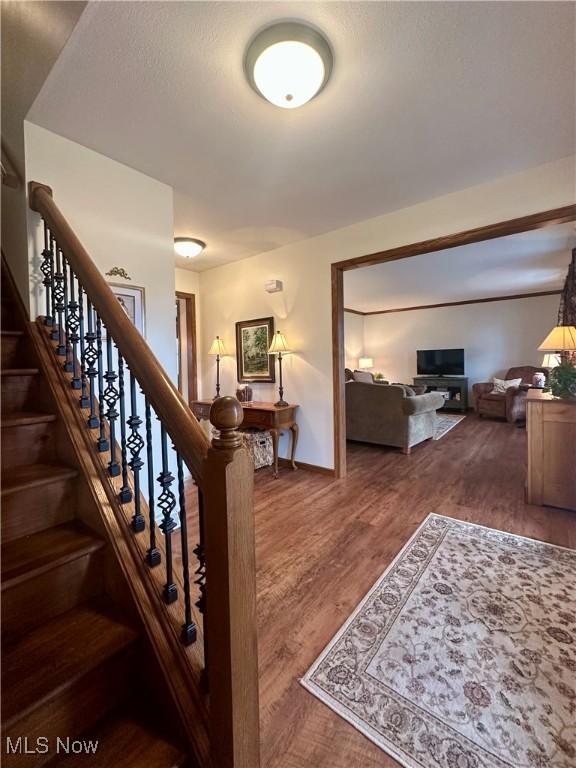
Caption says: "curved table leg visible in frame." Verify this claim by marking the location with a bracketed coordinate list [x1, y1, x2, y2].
[290, 422, 299, 471]
[270, 428, 280, 479]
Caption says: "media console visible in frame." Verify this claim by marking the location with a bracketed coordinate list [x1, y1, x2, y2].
[413, 376, 469, 412]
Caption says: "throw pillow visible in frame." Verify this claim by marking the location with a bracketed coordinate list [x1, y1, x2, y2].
[492, 377, 522, 394]
[352, 370, 374, 384]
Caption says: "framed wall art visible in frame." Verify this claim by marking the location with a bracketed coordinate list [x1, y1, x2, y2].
[108, 283, 146, 336]
[235, 317, 275, 383]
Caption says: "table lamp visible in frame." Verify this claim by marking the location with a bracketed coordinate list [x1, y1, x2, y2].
[358, 357, 373, 370]
[208, 335, 227, 398]
[538, 325, 576, 361]
[268, 331, 291, 407]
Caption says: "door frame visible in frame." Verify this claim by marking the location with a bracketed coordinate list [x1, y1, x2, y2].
[176, 291, 198, 404]
[331, 204, 576, 479]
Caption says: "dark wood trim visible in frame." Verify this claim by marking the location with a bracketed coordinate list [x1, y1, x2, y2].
[332, 205, 576, 480]
[342, 307, 365, 316]
[277, 457, 336, 477]
[334, 205, 576, 271]
[176, 291, 198, 403]
[344, 289, 562, 317]
[332, 265, 346, 479]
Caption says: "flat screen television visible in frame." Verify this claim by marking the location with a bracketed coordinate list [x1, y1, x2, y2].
[417, 348, 465, 376]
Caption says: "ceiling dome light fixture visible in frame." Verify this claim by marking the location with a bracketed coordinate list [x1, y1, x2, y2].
[245, 22, 333, 109]
[174, 237, 205, 259]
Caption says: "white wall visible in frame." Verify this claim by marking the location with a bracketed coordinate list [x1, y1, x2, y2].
[175, 267, 202, 397]
[361, 295, 559, 399]
[24, 122, 179, 509]
[25, 122, 177, 385]
[198, 156, 574, 470]
[344, 312, 364, 370]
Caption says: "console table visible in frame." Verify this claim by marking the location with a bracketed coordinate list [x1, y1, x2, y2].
[413, 376, 469, 412]
[526, 389, 576, 511]
[191, 400, 299, 479]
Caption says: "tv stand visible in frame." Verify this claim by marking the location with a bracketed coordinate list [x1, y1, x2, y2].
[413, 376, 468, 412]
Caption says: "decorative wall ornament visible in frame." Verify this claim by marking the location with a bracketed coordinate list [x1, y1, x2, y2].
[105, 266, 132, 281]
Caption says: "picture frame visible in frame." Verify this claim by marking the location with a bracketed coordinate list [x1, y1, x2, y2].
[107, 283, 146, 336]
[235, 317, 275, 383]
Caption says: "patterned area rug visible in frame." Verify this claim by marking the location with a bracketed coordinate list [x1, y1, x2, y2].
[434, 413, 466, 440]
[301, 515, 576, 768]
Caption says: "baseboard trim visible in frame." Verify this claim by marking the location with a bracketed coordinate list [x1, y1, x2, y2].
[277, 457, 336, 478]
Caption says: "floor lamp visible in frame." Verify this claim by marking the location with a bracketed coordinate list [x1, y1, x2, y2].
[268, 331, 292, 407]
[208, 335, 227, 398]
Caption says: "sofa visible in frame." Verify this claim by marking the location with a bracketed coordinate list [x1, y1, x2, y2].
[472, 365, 548, 423]
[346, 381, 445, 454]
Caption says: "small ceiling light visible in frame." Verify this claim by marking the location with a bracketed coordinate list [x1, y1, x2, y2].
[245, 22, 333, 109]
[174, 237, 205, 259]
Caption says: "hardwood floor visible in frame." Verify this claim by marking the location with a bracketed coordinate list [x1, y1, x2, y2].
[188, 414, 576, 768]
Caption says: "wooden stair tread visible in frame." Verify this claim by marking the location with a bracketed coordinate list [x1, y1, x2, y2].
[1, 522, 104, 587]
[1, 463, 78, 495]
[1, 411, 57, 427]
[1, 367, 40, 376]
[2, 599, 139, 727]
[45, 710, 187, 768]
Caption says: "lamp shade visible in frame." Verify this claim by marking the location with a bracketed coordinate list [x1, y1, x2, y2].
[268, 330, 291, 355]
[208, 336, 227, 356]
[358, 357, 373, 369]
[538, 325, 576, 351]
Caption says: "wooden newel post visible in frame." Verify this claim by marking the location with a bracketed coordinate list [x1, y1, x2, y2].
[202, 396, 260, 768]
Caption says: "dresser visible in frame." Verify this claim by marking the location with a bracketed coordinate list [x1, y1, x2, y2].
[526, 389, 576, 511]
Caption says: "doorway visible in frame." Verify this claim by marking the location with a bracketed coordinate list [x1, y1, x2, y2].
[175, 291, 197, 405]
[331, 205, 576, 479]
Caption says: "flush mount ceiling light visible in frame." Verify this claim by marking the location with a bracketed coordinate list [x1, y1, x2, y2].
[174, 237, 205, 259]
[245, 22, 333, 109]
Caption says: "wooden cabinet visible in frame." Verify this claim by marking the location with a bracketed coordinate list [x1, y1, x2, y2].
[413, 376, 468, 411]
[526, 389, 576, 511]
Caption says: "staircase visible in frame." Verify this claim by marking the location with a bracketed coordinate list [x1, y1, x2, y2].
[1, 263, 187, 767]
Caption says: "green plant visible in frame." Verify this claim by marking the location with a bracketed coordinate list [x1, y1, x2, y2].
[374, 372, 385, 380]
[548, 362, 576, 399]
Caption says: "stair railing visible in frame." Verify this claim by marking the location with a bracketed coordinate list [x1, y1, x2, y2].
[28, 181, 260, 768]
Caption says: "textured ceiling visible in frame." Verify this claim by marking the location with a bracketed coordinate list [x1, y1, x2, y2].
[28, 1, 575, 271]
[1, 0, 86, 172]
[343, 224, 576, 313]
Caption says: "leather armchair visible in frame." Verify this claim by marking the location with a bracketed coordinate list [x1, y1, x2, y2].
[472, 366, 548, 423]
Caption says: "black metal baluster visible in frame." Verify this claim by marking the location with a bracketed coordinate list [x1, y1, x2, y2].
[62, 255, 73, 373]
[127, 372, 145, 531]
[194, 487, 207, 618]
[158, 425, 177, 604]
[50, 236, 58, 340]
[66, 264, 81, 389]
[196, 487, 208, 683]
[77, 284, 89, 408]
[103, 337, 120, 477]
[117, 355, 132, 502]
[53, 245, 66, 355]
[95, 316, 109, 451]
[177, 454, 196, 645]
[145, 398, 161, 566]
[84, 304, 99, 428]
[40, 222, 53, 327]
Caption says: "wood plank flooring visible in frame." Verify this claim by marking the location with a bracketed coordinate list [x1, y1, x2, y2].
[187, 414, 576, 768]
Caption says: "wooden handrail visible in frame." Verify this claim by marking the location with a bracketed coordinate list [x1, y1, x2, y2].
[29, 181, 210, 485]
